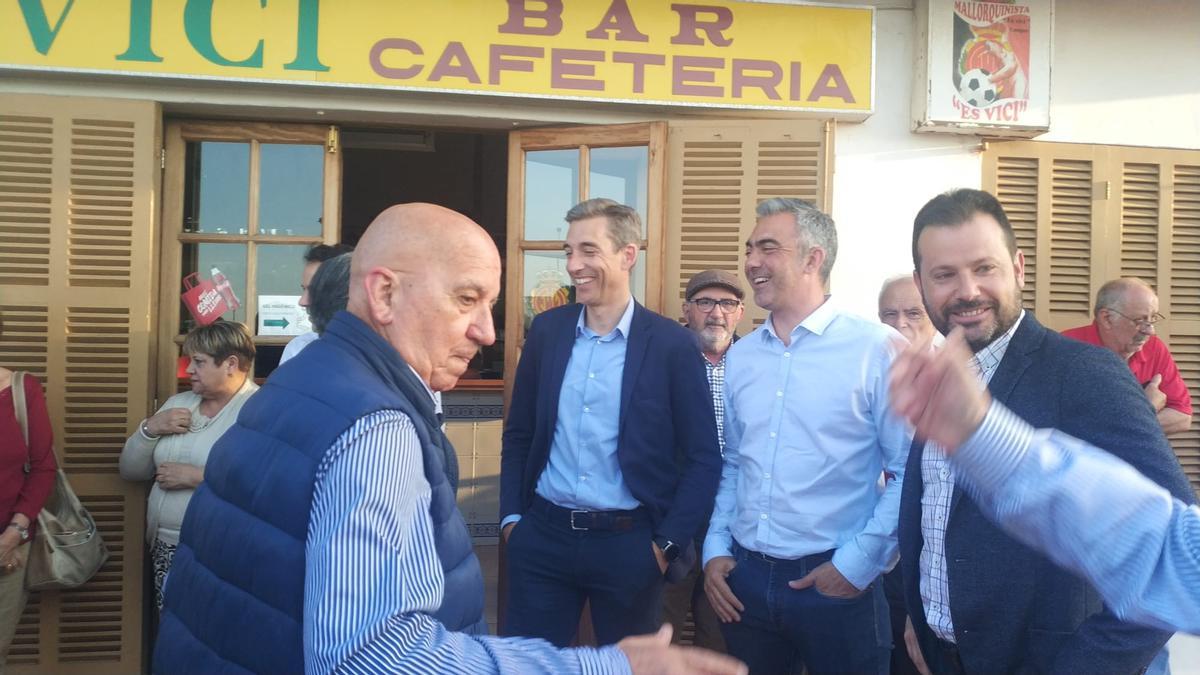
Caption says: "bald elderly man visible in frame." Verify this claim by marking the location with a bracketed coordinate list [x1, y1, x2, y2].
[1063, 278, 1192, 435]
[878, 275, 939, 345]
[154, 204, 744, 675]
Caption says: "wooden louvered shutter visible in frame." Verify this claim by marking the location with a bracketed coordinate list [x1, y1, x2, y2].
[984, 143, 1107, 331]
[986, 142, 1200, 494]
[664, 120, 830, 330]
[1, 94, 157, 674]
[1156, 156, 1200, 493]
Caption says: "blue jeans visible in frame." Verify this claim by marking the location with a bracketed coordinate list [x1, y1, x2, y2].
[721, 542, 890, 675]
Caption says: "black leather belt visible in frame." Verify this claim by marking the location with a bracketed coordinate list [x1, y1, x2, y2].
[531, 495, 648, 532]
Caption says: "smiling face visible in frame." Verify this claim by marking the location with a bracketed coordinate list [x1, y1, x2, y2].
[564, 215, 636, 310]
[744, 212, 811, 314]
[915, 211, 1025, 352]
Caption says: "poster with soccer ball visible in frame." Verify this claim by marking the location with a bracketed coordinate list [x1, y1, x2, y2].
[913, 0, 1051, 135]
[952, 2, 1031, 110]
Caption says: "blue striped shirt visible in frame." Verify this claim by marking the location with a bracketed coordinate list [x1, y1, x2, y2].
[952, 401, 1200, 634]
[305, 409, 632, 673]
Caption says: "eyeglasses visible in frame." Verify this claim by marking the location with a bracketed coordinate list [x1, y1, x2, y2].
[690, 298, 742, 312]
[1106, 308, 1165, 330]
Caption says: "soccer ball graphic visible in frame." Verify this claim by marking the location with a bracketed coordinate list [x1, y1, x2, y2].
[959, 68, 997, 108]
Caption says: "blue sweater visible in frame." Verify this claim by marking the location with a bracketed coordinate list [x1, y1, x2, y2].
[154, 312, 485, 674]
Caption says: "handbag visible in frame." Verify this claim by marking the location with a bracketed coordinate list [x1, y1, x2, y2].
[11, 371, 109, 590]
[180, 272, 230, 327]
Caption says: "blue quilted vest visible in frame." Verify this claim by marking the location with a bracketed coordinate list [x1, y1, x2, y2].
[153, 312, 487, 674]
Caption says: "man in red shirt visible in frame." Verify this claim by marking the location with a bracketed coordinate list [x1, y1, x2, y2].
[1062, 277, 1192, 434]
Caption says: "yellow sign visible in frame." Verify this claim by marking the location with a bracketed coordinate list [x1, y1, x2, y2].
[1, 0, 874, 112]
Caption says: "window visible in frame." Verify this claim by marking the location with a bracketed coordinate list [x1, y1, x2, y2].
[159, 122, 340, 386]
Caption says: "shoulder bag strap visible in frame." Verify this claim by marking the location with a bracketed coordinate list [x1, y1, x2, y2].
[11, 371, 31, 473]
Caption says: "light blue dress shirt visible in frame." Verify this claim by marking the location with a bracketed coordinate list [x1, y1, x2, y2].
[952, 401, 1200, 634]
[502, 298, 638, 531]
[537, 297, 639, 511]
[703, 298, 912, 590]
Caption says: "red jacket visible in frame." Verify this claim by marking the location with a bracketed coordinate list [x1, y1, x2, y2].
[1, 373, 58, 530]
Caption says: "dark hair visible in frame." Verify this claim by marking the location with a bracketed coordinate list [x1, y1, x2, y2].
[912, 188, 1017, 270]
[182, 320, 256, 372]
[307, 253, 351, 334]
[304, 243, 354, 265]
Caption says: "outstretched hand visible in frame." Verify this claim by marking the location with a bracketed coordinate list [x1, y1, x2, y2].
[618, 624, 748, 675]
[889, 327, 990, 454]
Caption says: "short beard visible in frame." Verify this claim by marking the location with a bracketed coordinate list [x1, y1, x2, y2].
[932, 284, 1022, 353]
[698, 328, 732, 354]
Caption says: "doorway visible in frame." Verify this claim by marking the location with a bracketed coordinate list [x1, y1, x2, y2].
[339, 127, 510, 382]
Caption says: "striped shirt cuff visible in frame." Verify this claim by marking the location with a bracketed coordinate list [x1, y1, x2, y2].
[580, 646, 633, 675]
[952, 401, 1036, 491]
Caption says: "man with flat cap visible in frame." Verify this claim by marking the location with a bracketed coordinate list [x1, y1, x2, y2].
[661, 269, 746, 651]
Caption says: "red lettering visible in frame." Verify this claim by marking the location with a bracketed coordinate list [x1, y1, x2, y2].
[429, 42, 481, 84]
[672, 56, 724, 97]
[585, 0, 648, 42]
[612, 52, 666, 93]
[369, 38, 423, 80]
[670, 4, 733, 47]
[489, 44, 543, 85]
[806, 64, 855, 103]
[731, 59, 781, 100]
[497, 0, 563, 36]
[551, 48, 605, 91]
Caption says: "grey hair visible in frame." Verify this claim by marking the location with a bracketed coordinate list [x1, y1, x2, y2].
[755, 198, 838, 281]
[565, 198, 642, 251]
[1094, 277, 1153, 317]
[308, 253, 352, 334]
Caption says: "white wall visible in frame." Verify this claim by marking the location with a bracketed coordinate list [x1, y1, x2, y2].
[831, 6, 981, 318]
[829, 0, 1200, 319]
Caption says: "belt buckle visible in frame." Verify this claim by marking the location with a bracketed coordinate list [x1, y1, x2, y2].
[569, 510, 589, 531]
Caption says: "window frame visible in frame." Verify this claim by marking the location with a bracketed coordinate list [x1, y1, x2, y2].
[156, 120, 341, 396]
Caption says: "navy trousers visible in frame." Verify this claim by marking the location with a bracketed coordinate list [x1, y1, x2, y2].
[721, 542, 890, 675]
[503, 499, 665, 647]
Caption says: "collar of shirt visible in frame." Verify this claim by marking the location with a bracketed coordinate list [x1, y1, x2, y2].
[576, 296, 636, 341]
[760, 295, 837, 345]
[405, 364, 442, 415]
[971, 310, 1025, 382]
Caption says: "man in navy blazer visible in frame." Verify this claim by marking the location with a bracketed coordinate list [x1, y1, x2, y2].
[500, 198, 722, 647]
[899, 188, 1195, 674]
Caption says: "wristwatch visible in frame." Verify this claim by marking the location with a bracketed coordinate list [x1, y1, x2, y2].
[7, 523, 29, 543]
[653, 535, 680, 563]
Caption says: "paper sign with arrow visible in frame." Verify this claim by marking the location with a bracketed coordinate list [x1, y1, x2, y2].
[257, 295, 311, 336]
